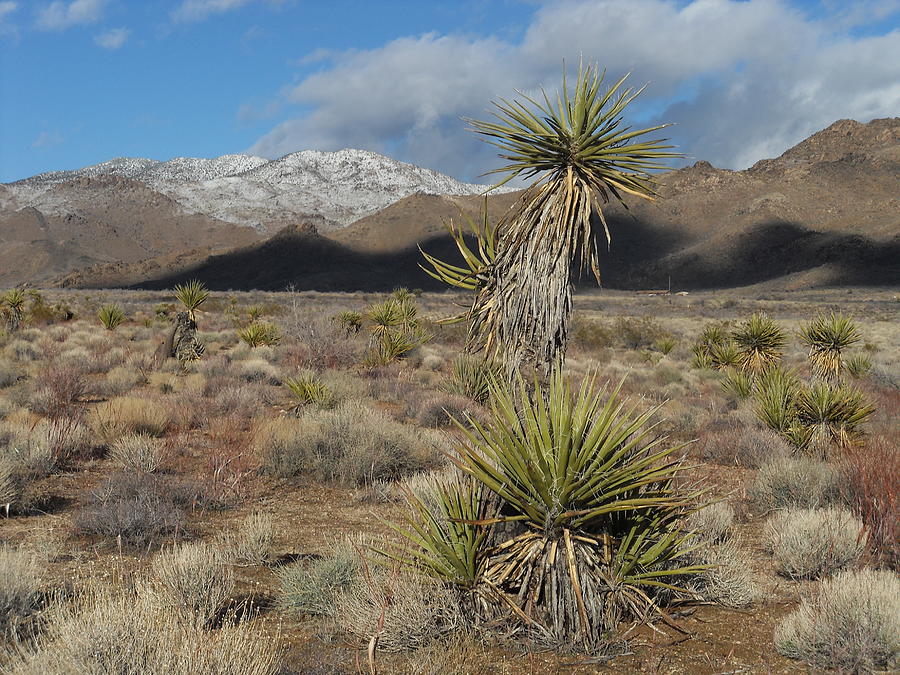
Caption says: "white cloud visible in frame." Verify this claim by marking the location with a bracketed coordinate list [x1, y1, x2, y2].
[32, 130, 64, 148]
[94, 26, 129, 49]
[248, 0, 900, 180]
[0, 1, 18, 38]
[171, 0, 254, 23]
[36, 0, 106, 30]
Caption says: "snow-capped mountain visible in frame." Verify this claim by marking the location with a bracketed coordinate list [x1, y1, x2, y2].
[5, 149, 504, 230]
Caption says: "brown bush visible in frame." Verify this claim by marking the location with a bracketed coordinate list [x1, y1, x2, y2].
[29, 364, 88, 419]
[840, 436, 899, 568]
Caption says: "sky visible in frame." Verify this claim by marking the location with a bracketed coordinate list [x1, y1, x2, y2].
[1, 0, 898, 183]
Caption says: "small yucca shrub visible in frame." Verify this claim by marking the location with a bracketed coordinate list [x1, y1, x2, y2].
[708, 340, 741, 370]
[753, 366, 803, 441]
[653, 336, 677, 356]
[720, 369, 753, 400]
[365, 326, 430, 366]
[844, 352, 873, 379]
[732, 312, 785, 372]
[798, 312, 860, 380]
[97, 304, 126, 331]
[283, 372, 335, 411]
[237, 322, 280, 348]
[333, 310, 363, 336]
[795, 381, 874, 451]
[441, 355, 502, 404]
[690, 322, 730, 369]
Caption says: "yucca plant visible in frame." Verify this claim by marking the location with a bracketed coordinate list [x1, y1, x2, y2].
[385, 471, 492, 594]
[238, 321, 281, 348]
[732, 313, 786, 372]
[423, 62, 680, 372]
[844, 353, 873, 379]
[720, 368, 753, 400]
[653, 336, 677, 356]
[690, 344, 714, 370]
[708, 340, 741, 370]
[798, 312, 861, 380]
[366, 298, 411, 337]
[435, 369, 707, 646]
[795, 382, 875, 451]
[283, 372, 335, 411]
[173, 279, 209, 321]
[97, 304, 126, 331]
[1, 289, 26, 332]
[753, 366, 806, 445]
[442, 355, 503, 404]
[333, 310, 363, 336]
[366, 326, 430, 367]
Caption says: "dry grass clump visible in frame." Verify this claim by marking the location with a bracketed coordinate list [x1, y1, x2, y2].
[766, 507, 866, 580]
[775, 568, 899, 671]
[7, 585, 280, 675]
[277, 545, 358, 617]
[89, 396, 171, 442]
[107, 432, 165, 473]
[413, 393, 482, 428]
[0, 544, 45, 634]
[0, 359, 19, 388]
[334, 566, 463, 652]
[261, 401, 443, 484]
[150, 542, 235, 627]
[682, 538, 760, 608]
[733, 425, 792, 468]
[217, 512, 275, 566]
[239, 358, 281, 385]
[100, 366, 144, 397]
[686, 501, 735, 543]
[213, 385, 263, 419]
[0, 454, 18, 508]
[73, 471, 186, 548]
[750, 455, 840, 512]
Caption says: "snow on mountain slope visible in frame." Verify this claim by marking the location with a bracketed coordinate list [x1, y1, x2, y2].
[6, 149, 505, 230]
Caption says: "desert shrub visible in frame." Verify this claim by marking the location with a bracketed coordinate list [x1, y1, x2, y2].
[89, 396, 171, 442]
[614, 316, 667, 350]
[252, 417, 306, 476]
[0, 360, 19, 388]
[0, 455, 18, 508]
[442, 355, 502, 404]
[751, 455, 840, 512]
[29, 364, 88, 419]
[262, 402, 442, 484]
[334, 566, 463, 652]
[100, 366, 144, 397]
[733, 426, 792, 468]
[213, 385, 263, 419]
[277, 545, 359, 617]
[73, 471, 185, 548]
[283, 371, 336, 410]
[108, 433, 165, 473]
[681, 538, 760, 608]
[4, 339, 39, 362]
[151, 542, 234, 627]
[571, 317, 615, 351]
[414, 393, 480, 428]
[775, 568, 899, 671]
[0, 544, 44, 633]
[7, 586, 280, 675]
[686, 502, 734, 543]
[218, 512, 275, 566]
[2, 418, 89, 477]
[766, 507, 866, 580]
[237, 358, 280, 385]
[840, 438, 899, 568]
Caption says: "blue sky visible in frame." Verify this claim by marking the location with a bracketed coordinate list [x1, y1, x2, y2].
[1, 0, 898, 183]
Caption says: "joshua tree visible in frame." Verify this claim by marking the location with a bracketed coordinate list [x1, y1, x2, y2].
[174, 279, 209, 323]
[423, 62, 679, 372]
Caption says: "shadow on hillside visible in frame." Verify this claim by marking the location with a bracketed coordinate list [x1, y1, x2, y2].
[133, 217, 899, 292]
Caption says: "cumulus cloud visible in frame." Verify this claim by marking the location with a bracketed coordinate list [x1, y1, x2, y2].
[36, 0, 105, 31]
[94, 26, 129, 49]
[248, 0, 900, 181]
[0, 1, 18, 38]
